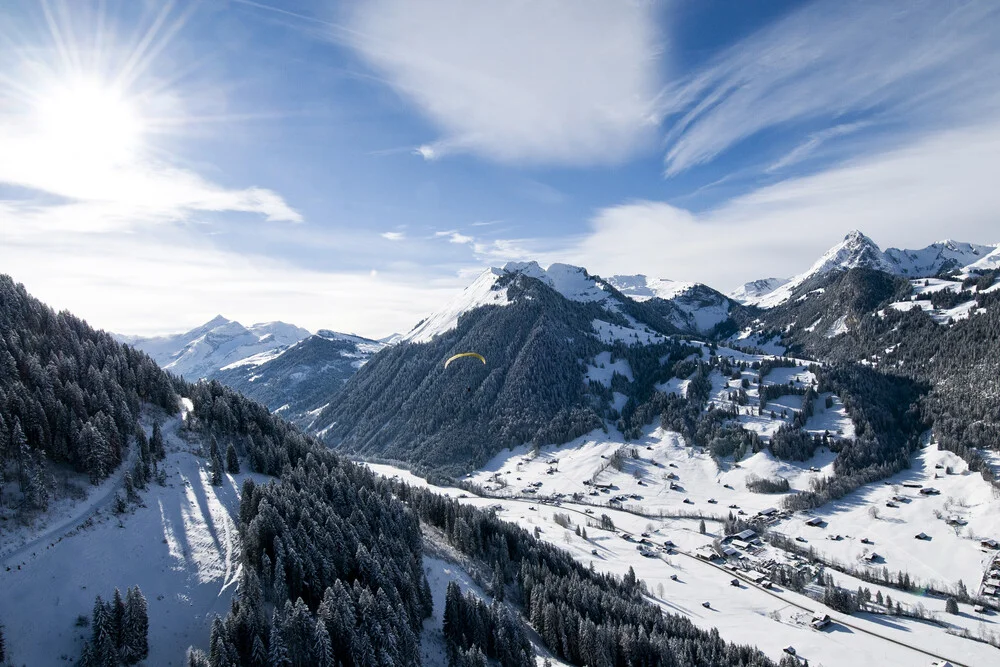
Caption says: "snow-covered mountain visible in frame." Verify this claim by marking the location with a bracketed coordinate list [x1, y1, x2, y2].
[883, 240, 995, 276]
[403, 261, 640, 343]
[607, 275, 735, 334]
[213, 329, 385, 427]
[119, 315, 311, 381]
[734, 231, 997, 308]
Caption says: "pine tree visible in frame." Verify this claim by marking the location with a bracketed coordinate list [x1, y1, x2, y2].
[699, 519, 706, 535]
[251, 634, 267, 667]
[150, 422, 165, 460]
[210, 436, 223, 486]
[313, 619, 334, 667]
[946, 597, 959, 614]
[121, 586, 149, 664]
[226, 441, 240, 474]
[269, 612, 291, 666]
[111, 588, 126, 651]
[0, 621, 5, 663]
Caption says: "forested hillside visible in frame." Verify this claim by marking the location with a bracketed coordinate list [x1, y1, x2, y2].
[750, 267, 1000, 479]
[316, 272, 700, 475]
[0, 275, 179, 518]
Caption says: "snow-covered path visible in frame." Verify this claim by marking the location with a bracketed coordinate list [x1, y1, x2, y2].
[1, 443, 138, 568]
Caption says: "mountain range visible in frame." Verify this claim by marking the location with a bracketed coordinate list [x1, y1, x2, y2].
[119, 230, 999, 475]
[119, 316, 384, 427]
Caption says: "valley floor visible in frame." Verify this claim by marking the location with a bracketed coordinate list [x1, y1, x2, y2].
[370, 422, 1000, 667]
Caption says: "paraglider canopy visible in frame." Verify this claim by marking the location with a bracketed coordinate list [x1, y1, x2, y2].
[444, 352, 486, 369]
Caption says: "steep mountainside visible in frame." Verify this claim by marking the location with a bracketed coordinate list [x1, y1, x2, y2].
[120, 316, 310, 381]
[746, 265, 1000, 477]
[315, 269, 701, 474]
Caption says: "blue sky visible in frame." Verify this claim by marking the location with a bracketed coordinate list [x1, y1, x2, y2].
[2, 0, 999, 337]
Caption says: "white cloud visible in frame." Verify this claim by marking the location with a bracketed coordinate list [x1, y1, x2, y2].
[343, 0, 662, 165]
[557, 121, 1000, 290]
[381, 231, 406, 241]
[658, 0, 1000, 175]
[0, 223, 463, 338]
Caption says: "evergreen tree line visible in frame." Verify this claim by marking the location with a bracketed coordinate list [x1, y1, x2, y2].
[78, 586, 150, 666]
[394, 483, 780, 667]
[443, 581, 534, 667]
[188, 413, 433, 667]
[0, 275, 178, 513]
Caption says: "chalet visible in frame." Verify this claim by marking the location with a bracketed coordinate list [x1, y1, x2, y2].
[981, 538, 1000, 549]
[946, 516, 967, 526]
[863, 552, 881, 563]
[758, 507, 779, 517]
[983, 585, 998, 596]
[730, 579, 740, 587]
[748, 572, 769, 585]
[718, 545, 740, 559]
[919, 487, 941, 496]
[892, 495, 908, 502]
[734, 529, 758, 542]
[696, 547, 721, 562]
[805, 517, 824, 527]
[915, 532, 930, 540]
[974, 605, 988, 614]
[810, 613, 832, 630]
[592, 482, 613, 489]
[662, 540, 676, 548]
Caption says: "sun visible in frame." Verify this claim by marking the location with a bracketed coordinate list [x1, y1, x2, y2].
[33, 76, 145, 170]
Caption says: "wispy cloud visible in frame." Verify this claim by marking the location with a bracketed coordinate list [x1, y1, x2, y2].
[380, 231, 405, 241]
[765, 121, 871, 173]
[658, 0, 1000, 175]
[341, 0, 662, 165]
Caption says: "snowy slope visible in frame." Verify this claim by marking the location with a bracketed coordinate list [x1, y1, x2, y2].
[403, 267, 511, 343]
[607, 275, 734, 334]
[1, 411, 269, 665]
[371, 437, 999, 667]
[606, 275, 698, 302]
[728, 278, 790, 303]
[966, 246, 1000, 273]
[121, 316, 311, 380]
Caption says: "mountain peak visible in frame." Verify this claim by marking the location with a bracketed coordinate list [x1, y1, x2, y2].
[205, 314, 231, 327]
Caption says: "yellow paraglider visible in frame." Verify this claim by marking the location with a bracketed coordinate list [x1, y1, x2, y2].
[444, 352, 486, 369]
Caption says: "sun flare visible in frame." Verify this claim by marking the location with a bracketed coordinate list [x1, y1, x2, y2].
[33, 77, 144, 170]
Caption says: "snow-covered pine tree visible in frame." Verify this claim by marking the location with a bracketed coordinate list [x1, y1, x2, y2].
[121, 586, 149, 664]
[209, 436, 223, 486]
[313, 619, 334, 667]
[150, 421, 165, 460]
[226, 441, 239, 474]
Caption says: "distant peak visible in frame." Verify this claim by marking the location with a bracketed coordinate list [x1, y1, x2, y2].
[206, 314, 231, 327]
[843, 229, 875, 244]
